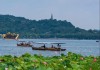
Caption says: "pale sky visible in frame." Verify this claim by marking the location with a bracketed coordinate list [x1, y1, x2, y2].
[0, 0, 99, 30]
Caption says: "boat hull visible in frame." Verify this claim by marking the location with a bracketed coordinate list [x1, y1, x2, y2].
[17, 44, 32, 47]
[32, 47, 66, 51]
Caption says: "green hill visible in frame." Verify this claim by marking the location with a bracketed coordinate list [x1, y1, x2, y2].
[0, 14, 99, 39]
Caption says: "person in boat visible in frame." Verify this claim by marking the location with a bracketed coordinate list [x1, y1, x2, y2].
[51, 45, 54, 48]
[43, 44, 46, 48]
[21, 42, 24, 45]
[57, 44, 61, 49]
[41, 44, 46, 48]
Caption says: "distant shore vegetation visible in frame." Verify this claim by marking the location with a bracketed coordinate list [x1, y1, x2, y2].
[0, 15, 99, 39]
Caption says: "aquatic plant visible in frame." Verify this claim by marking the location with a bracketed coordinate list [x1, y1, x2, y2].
[0, 52, 100, 70]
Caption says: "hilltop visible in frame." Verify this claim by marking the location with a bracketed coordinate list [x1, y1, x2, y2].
[0, 14, 99, 39]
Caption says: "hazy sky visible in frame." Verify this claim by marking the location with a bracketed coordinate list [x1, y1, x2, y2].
[0, 0, 99, 30]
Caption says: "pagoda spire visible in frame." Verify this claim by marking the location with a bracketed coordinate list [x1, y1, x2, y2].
[50, 14, 53, 20]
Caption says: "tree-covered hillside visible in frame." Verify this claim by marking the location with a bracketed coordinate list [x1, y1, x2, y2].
[0, 15, 99, 39]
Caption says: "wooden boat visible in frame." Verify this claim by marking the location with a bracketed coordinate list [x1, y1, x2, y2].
[17, 41, 32, 47]
[17, 43, 32, 47]
[96, 40, 99, 42]
[32, 42, 66, 51]
[32, 47, 66, 51]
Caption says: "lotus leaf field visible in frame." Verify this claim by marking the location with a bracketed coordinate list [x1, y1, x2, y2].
[0, 52, 100, 70]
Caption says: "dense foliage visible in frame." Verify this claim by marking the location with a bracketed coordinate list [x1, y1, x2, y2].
[0, 15, 99, 39]
[0, 52, 100, 70]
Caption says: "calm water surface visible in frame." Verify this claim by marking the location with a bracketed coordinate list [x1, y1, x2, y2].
[0, 39, 100, 56]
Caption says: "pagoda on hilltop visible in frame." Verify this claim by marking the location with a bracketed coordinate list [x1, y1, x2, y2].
[50, 14, 53, 20]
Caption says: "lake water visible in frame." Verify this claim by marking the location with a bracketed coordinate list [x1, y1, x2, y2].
[0, 39, 100, 56]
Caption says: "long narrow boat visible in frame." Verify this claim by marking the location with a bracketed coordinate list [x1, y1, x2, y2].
[32, 47, 66, 51]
